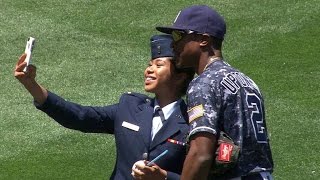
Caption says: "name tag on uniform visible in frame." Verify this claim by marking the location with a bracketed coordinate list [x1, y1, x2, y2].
[122, 121, 140, 131]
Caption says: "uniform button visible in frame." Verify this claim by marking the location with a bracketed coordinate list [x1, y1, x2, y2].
[142, 153, 148, 160]
[127, 92, 132, 94]
[146, 99, 150, 102]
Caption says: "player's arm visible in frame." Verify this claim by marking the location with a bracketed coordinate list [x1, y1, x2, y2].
[14, 53, 48, 105]
[181, 79, 221, 179]
[181, 132, 216, 180]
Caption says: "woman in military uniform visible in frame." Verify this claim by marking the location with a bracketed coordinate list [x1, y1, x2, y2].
[14, 34, 194, 180]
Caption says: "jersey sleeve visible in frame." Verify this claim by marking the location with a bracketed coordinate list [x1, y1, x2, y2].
[187, 80, 222, 139]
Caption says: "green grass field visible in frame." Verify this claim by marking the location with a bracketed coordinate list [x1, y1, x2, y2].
[1, 0, 319, 179]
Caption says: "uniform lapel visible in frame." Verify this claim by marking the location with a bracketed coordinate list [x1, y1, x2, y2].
[149, 101, 188, 150]
[135, 99, 154, 147]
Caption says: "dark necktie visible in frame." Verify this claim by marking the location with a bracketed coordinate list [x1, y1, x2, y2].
[155, 106, 166, 123]
[151, 106, 166, 140]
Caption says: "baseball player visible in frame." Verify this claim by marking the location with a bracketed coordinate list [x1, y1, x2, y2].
[156, 5, 274, 180]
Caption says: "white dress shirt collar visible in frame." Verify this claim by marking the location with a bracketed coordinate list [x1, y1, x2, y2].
[154, 99, 182, 120]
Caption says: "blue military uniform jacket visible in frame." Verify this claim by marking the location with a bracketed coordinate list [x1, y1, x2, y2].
[35, 91, 189, 180]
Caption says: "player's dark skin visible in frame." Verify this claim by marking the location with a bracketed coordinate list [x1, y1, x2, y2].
[183, 132, 216, 180]
[172, 33, 223, 180]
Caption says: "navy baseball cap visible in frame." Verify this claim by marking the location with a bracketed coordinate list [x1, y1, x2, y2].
[150, 34, 174, 59]
[156, 5, 226, 40]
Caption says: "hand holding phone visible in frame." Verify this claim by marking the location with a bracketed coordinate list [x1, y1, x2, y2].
[23, 37, 36, 72]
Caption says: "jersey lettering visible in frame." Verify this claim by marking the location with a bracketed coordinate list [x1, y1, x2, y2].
[221, 77, 238, 94]
[221, 72, 260, 94]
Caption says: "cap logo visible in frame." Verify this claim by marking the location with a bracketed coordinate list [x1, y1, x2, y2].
[157, 45, 161, 54]
[174, 11, 181, 23]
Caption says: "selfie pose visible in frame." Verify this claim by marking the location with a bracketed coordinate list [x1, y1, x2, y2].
[14, 34, 194, 180]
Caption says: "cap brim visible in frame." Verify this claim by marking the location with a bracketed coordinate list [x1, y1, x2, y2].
[156, 26, 188, 34]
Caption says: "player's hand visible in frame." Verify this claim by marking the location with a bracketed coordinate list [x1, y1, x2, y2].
[131, 160, 167, 180]
[14, 53, 37, 86]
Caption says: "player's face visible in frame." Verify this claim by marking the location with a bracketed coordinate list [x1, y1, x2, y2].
[172, 31, 201, 70]
[144, 58, 175, 94]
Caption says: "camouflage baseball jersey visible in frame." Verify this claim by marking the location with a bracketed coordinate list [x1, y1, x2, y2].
[187, 60, 273, 179]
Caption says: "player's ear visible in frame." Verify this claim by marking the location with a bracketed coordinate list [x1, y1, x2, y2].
[199, 34, 210, 47]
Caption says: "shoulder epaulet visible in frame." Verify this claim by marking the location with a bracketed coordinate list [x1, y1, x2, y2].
[123, 92, 152, 103]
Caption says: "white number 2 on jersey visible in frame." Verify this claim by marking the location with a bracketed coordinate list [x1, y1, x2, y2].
[246, 93, 268, 143]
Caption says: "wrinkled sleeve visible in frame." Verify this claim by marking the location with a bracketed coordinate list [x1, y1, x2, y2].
[35, 91, 118, 134]
[187, 81, 222, 138]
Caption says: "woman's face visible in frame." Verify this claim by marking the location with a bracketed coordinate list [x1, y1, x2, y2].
[144, 57, 175, 94]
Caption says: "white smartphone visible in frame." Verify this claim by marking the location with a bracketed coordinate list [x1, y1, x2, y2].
[23, 37, 36, 72]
